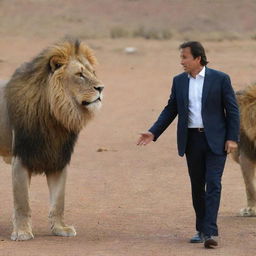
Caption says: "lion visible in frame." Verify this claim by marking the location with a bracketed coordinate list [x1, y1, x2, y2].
[232, 86, 256, 217]
[0, 38, 104, 240]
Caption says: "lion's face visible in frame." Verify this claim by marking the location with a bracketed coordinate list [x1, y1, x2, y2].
[63, 57, 104, 111]
[46, 41, 104, 132]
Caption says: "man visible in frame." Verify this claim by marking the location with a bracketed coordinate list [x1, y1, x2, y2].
[137, 41, 239, 248]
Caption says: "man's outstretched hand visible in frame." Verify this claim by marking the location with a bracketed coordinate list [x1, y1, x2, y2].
[137, 132, 154, 146]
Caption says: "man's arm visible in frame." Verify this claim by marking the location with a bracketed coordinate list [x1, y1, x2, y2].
[148, 78, 178, 141]
[137, 78, 178, 146]
[222, 74, 240, 152]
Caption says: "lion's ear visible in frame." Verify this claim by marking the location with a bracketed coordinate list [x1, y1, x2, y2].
[49, 56, 63, 73]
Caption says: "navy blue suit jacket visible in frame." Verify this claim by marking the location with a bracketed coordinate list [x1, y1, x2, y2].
[149, 67, 240, 156]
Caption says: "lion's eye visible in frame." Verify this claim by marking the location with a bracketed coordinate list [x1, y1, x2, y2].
[76, 72, 85, 79]
[55, 63, 62, 70]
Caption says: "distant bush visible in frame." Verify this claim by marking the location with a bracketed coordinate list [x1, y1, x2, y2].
[110, 27, 129, 39]
[132, 26, 146, 38]
[161, 29, 173, 40]
[110, 26, 173, 40]
[132, 26, 172, 40]
[223, 32, 240, 41]
[251, 34, 256, 40]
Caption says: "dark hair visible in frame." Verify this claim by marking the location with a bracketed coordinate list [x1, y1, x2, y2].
[179, 41, 208, 66]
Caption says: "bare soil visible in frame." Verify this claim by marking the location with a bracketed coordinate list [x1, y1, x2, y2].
[0, 37, 256, 256]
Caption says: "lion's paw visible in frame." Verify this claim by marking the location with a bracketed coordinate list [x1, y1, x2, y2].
[240, 207, 256, 217]
[51, 225, 76, 237]
[11, 230, 34, 241]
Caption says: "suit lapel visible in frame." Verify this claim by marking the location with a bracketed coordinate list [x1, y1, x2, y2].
[182, 74, 189, 110]
[202, 67, 211, 107]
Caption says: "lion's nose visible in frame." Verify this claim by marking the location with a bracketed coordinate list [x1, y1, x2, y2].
[94, 86, 104, 93]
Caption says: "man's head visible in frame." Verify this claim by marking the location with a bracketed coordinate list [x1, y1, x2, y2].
[179, 41, 208, 75]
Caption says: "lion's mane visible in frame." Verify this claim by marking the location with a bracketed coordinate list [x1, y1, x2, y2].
[5, 39, 97, 174]
[236, 86, 256, 162]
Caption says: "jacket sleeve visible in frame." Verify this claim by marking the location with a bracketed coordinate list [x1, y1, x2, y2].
[222, 74, 240, 142]
[148, 78, 178, 141]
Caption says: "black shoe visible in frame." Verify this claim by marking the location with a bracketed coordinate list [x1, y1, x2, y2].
[190, 231, 204, 243]
[204, 236, 218, 248]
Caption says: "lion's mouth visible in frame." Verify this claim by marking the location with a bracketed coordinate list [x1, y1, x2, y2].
[82, 97, 101, 106]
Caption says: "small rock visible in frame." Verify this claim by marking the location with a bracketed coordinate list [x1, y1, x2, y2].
[124, 47, 137, 54]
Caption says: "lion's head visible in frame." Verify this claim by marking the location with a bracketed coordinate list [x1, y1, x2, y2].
[6, 38, 104, 133]
[47, 40, 104, 132]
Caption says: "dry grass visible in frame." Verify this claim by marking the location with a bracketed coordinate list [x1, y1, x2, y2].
[110, 27, 130, 39]
[180, 31, 242, 42]
[110, 26, 173, 40]
[251, 34, 256, 40]
[132, 27, 172, 40]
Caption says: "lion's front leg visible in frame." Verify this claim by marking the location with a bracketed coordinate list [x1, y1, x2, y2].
[11, 157, 34, 241]
[46, 168, 76, 237]
[239, 152, 256, 217]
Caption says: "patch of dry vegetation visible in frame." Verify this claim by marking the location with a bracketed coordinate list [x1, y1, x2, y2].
[110, 26, 173, 40]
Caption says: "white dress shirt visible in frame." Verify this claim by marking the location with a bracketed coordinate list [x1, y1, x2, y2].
[188, 66, 205, 128]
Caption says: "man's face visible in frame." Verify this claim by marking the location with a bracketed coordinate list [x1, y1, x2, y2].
[180, 47, 201, 74]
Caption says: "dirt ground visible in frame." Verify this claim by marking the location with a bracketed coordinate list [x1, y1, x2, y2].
[1, 37, 256, 256]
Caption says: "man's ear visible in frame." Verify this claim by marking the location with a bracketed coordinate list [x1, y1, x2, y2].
[49, 56, 63, 73]
[196, 56, 202, 64]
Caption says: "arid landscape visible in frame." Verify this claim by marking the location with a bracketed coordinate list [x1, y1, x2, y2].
[1, 1, 256, 255]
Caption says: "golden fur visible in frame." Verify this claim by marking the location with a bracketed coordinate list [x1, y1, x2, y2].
[232, 86, 256, 216]
[5, 38, 103, 174]
[0, 39, 104, 240]
[7, 39, 98, 133]
[236, 86, 256, 141]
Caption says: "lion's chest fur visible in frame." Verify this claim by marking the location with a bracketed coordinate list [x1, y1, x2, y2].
[14, 123, 78, 174]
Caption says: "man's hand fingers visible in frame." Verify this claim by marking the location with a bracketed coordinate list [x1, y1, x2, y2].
[229, 146, 237, 153]
[225, 141, 238, 154]
[137, 135, 147, 146]
[137, 137, 144, 145]
[227, 146, 236, 154]
[142, 139, 150, 145]
[137, 132, 153, 146]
